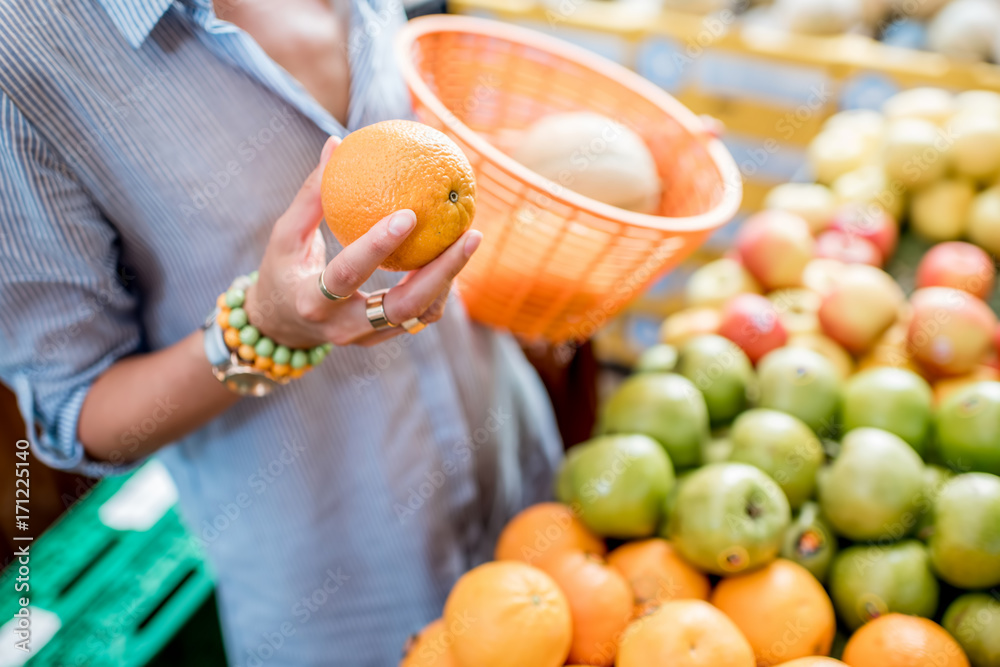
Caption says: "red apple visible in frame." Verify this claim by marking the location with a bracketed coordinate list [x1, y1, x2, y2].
[907, 287, 998, 376]
[915, 241, 996, 301]
[828, 202, 899, 260]
[718, 293, 788, 363]
[818, 264, 905, 354]
[735, 211, 815, 290]
[815, 229, 883, 266]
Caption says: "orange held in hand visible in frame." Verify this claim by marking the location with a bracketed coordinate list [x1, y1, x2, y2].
[494, 502, 606, 567]
[710, 559, 836, 666]
[443, 561, 571, 667]
[605, 538, 710, 618]
[616, 599, 756, 667]
[321, 119, 476, 272]
[400, 619, 457, 667]
[538, 551, 632, 667]
[841, 614, 970, 667]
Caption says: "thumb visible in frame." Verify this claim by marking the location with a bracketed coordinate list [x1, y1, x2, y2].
[272, 135, 342, 253]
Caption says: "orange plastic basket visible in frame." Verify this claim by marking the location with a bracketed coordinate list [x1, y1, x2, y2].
[396, 15, 742, 342]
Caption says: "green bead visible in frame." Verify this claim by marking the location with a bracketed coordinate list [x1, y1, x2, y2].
[254, 337, 275, 358]
[273, 346, 292, 365]
[322, 343, 333, 353]
[249, 270, 259, 283]
[309, 346, 327, 366]
[239, 326, 260, 346]
[227, 308, 248, 330]
[290, 350, 308, 369]
[225, 288, 245, 309]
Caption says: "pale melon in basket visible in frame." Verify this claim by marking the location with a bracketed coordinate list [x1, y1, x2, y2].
[512, 111, 662, 215]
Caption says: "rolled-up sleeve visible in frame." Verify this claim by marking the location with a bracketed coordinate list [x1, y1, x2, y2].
[0, 91, 143, 477]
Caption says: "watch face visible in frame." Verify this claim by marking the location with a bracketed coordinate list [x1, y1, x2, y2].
[224, 369, 280, 397]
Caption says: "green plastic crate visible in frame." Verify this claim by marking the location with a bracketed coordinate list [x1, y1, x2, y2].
[1, 463, 215, 666]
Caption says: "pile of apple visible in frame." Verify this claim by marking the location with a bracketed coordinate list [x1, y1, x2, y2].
[663, 210, 999, 395]
[560, 326, 1000, 662]
[784, 87, 1000, 256]
[557, 302, 1000, 664]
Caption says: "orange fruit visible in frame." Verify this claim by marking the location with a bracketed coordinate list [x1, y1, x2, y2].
[606, 538, 711, 617]
[711, 559, 835, 666]
[321, 119, 476, 271]
[494, 502, 606, 566]
[616, 599, 756, 667]
[540, 551, 633, 666]
[841, 614, 970, 667]
[443, 561, 571, 667]
[400, 619, 458, 667]
[776, 659, 848, 666]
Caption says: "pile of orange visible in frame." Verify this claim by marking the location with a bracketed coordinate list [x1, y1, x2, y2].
[400, 501, 975, 667]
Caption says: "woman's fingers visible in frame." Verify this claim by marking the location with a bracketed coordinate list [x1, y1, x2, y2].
[271, 136, 341, 254]
[296, 210, 416, 323]
[382, 230, 481, 325]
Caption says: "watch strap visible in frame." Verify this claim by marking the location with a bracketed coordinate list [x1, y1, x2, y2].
[203, 317, 231, 366]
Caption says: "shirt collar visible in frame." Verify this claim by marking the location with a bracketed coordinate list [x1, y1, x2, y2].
[97, 0, 179, 49]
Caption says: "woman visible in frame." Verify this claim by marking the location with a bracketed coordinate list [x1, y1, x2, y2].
[0, 0, 562, 664]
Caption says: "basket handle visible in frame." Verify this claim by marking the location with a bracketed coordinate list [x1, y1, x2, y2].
[698, 114, 725, 140]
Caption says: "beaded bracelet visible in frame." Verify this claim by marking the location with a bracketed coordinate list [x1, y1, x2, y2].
[214, 271, 332, 381]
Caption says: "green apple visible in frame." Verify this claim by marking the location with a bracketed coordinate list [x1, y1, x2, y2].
[676, 334, 755, 425]
[728, 408, 825, 509]
[841, 368, 933, 456]
[943, 593, 1000, 667]
[634, 343, 678, 374]
[555, 434, 675, 539]
[757, 346, 841, 435]
[668, 462, 791, 575]
[780, 501, 838, 583]
[936, 381, 1000, 475]
[829, 540, 939, 630]
[929, 472, 1000, 589]
[818, 428, 925, 541]
[601, 373, 709, 469]
[914, 464, 956, 541]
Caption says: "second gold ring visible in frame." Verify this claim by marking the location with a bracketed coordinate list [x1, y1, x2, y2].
[365, 289, 396, 331]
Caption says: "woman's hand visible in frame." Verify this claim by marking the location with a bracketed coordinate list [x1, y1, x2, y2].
[245, 136, 482, 348]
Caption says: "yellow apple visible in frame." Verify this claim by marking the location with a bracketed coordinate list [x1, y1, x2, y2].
[685, 258, 762, 309]
[883, 118, 951, 189]
[966, 186, 1000, 256]
[909, 179, 976, 242]
[882, 87, 956, 126]
[763, 182, 838, 234]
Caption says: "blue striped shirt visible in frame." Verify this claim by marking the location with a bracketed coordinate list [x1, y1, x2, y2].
[0, 1, 562, 664]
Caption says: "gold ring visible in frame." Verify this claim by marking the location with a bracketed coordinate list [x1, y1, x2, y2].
[318, 269, 350, 301]
[365, 289, 396, 331]
[401, 317, 426, 335]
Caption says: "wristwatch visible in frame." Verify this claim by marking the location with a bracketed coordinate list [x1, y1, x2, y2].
[203, 312, 283, 397]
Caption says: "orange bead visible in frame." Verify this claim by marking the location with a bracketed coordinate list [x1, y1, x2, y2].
[254, 356, 273, 370]
[223, 328, 241, 349]
[271, 364, 290, 378]
[290, 367, 307, 379]
[237, 344, 256, 361]
[216, 293, 228, 308]
[216, 307, 231, 328]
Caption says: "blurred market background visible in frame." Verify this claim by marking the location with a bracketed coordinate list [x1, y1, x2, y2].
[5, 0, 1000, 664]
